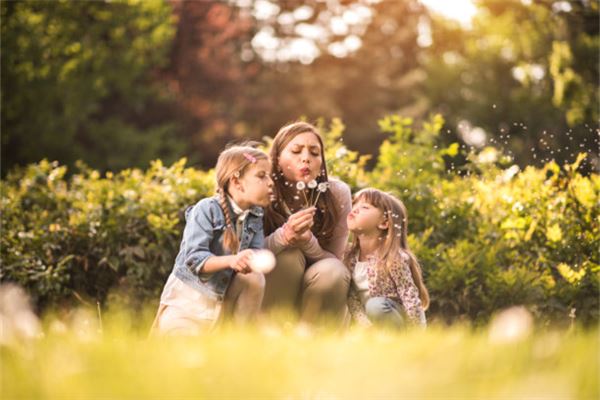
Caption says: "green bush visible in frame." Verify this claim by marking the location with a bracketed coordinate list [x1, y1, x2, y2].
[318, 115, 598, 326]
[1, 115, 598, 325]
[352, 115, 597, 325]
[1, 159, 213, 310]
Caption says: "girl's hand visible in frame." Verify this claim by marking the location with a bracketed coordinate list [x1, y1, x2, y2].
[231, 249, 254, 274]
[282, 207, 316, 245]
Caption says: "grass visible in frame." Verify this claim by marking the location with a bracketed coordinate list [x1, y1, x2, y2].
[1, 308, 598, 399]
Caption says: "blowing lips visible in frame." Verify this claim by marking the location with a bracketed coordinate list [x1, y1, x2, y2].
[299, 166, 311, 177]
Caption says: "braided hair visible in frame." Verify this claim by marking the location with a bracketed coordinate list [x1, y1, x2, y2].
[214, 144, 268, 254]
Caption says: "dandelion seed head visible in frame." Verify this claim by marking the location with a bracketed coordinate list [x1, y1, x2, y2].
[249, 250, 276, 274]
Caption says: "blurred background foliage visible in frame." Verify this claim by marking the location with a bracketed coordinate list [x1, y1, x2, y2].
[1, 0, 181, 172]
[2, 0, 598, 174]
[1, 116, 598, 325]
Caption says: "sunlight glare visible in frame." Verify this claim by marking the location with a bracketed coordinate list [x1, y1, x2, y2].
[420, 0, 478, 27]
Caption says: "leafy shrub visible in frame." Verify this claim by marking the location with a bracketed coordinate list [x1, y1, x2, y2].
[1, 116, 598, 325]
[1, 159, 213, 310]
[320, 114, 598, 325]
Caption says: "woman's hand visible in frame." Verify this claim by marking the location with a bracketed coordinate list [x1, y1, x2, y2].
[230, 249, 254, 274]
[282, 206, 316, 246]
[295, 228, 313, 245]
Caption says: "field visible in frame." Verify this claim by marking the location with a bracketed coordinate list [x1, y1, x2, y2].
[2, 309, 598, 399]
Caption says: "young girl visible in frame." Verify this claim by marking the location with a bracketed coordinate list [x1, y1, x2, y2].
[152, 145, 274, 335]
[344, 188, 429, 328]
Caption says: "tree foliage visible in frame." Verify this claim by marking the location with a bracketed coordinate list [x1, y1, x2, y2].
[423, 0, 599, 171]
[2, 1, 597, 174]
[1, 0, 180, 173]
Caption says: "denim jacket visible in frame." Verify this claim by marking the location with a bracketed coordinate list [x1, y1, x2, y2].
[172, 195, 265, 302]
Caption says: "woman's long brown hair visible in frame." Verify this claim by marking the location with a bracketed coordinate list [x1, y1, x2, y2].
[344, 188, 430, 310]
[264, 121, 338, 243]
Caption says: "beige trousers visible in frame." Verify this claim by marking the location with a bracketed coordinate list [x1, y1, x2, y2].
[262, 248, 350, 323]
[152, 272, 265, 336]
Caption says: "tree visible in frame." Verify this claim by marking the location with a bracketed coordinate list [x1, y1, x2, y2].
[1, 0, 180, 173]
[218, 0, 428, 164]
[422, 0, 599, 172]
[162, 0, 265, 168]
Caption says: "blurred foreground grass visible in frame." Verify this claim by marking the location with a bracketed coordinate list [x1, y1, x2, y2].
[2, 308, 598, 400]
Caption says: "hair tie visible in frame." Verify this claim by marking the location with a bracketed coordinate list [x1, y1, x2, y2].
[243, 152, 257, 163]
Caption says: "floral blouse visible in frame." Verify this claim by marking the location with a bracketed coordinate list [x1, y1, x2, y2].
[347, 251, 426, 327]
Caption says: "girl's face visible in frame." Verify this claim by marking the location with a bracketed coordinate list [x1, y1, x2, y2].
[237, 159, 274, 208]
[347, 199, 387, 234]
[278, 132, 323, 183]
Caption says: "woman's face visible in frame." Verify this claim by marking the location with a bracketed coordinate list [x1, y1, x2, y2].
[278, 132, 323, 183]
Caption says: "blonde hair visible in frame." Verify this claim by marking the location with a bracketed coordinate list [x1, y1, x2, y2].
[344, 188, 430, 310]
[215, 144, 268, 254]
[264, 121, 338, 242]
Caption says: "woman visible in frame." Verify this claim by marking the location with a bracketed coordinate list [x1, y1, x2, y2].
[263, 121, 352, 323]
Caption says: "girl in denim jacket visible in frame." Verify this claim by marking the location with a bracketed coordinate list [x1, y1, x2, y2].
[153, 145, 274, 335]
[344, 188, 429, 328]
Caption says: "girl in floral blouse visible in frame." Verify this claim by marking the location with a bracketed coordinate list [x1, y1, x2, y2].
[344, 188, 429, 328]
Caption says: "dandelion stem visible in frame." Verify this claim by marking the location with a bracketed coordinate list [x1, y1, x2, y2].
[313, 191, 322, 206]
[301, 189, 309, 208]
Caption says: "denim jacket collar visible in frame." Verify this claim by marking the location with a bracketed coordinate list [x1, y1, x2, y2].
[216, 193, 264, 219]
